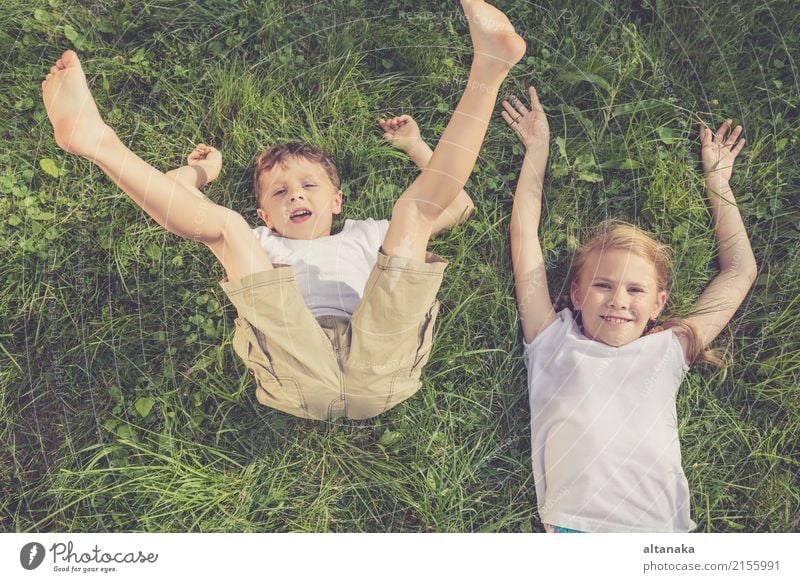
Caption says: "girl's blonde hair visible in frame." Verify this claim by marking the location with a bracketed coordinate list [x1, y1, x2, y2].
[561, 219, 724, 368]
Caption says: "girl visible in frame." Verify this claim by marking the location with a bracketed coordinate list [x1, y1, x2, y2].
[501, 86, 757, 532]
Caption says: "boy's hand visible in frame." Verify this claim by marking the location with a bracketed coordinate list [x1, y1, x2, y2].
[700, 119, 745, 184]
[187, 143, 222, 186]
[501, 86, 549, 150]
[378, 115, 424, 154]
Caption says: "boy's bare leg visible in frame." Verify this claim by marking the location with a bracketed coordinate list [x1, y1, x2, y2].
[383, 0, 525, 260]
[41, 50, 272, 282]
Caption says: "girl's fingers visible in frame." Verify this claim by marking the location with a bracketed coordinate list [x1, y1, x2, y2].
[501, 99, 525, 120]
[529, 86, 543, 113]
[715, 118, 732, 143]
[510, 94, 529, 115]
[699, 125, 708, 144]
[731, 138, 746, 157]
[725, 125, 742, 146]
[501, 110, 520, 131]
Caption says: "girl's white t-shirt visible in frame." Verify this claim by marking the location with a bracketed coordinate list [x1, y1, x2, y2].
[252, 218, 389, 318]
[523, 308, 696, 533]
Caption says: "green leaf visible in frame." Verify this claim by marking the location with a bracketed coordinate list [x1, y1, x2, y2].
[599, 158, 642, 170]
[63, 24, 78, 42]
[574, 151, 598, 170]
[426, 469, 438, 491]
[656, 126, 682, 145]
[612, 99, 669, 117]
[39, 158, 66, 177]
[549, 164, 569, 179]
[115, 425, 136, 440]
[27, 208, 56, 221]
[103, 419, 120, 433]
[377, 430, 402, 447]
[576, 171, 603, 183]
[134, 396, 154, 418]
[144, 242, 162, 261]
[7, 215, 21, 226]
[555, 136, 568, 161]
[558, 70, 611, 92]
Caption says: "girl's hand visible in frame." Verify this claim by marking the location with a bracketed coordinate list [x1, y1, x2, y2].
[700, 120, 745, 184]
[501, 85, 549, 150]
[378, 115, 423, 153]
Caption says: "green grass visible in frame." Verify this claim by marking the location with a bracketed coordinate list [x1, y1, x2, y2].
[1, 0, 798, 532]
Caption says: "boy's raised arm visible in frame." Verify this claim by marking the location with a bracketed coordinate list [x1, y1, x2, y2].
[679, 120, 758, 355]
[504, 86, 556, 343]
[378, 115, 475, 234]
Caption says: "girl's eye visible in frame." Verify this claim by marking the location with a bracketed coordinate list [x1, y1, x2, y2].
[594, 282, 611, 289]
[273, 189, 286, 196]
[304, 183, 316, 188]
[629, 288, 644, 293]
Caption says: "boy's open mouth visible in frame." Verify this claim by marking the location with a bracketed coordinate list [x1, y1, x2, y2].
[289, 208, 312, 224]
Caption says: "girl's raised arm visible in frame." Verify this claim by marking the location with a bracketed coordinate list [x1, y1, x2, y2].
[503, 86, 556, 343]
[678, 120, 758, 357]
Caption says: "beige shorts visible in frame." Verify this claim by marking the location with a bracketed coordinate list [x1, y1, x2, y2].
[219, 250, 447, 420]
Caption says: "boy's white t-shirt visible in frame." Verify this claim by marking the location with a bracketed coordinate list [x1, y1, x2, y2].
[252, 218, 389, 318]
[523, 308, 696, 533]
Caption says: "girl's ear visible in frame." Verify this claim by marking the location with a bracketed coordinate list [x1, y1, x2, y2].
[332, 190, 344, 215]
[570, 279, 582, 309]
[651, 290, 668, 319]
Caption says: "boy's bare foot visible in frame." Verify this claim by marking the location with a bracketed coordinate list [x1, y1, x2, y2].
[187, 144, 222, 185]
[41, 50, 113, 160]
[460, 0, 526, 74]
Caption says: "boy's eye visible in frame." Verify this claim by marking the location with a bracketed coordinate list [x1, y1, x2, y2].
[273, 188, 286, 196]
[594, 282, 611, 289]
[629, 288, 644, 293]
[303, 183, 316, 188]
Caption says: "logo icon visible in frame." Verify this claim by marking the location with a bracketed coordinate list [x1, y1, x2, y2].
[20, 542, 46, 570]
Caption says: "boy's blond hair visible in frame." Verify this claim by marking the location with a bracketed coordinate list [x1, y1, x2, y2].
[564, 219, 724, 368]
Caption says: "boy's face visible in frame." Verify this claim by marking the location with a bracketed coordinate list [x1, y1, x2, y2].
[570, 248, 667, 347]
[256, 156, 343, 239]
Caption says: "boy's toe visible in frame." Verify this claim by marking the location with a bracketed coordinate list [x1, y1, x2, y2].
[61, 50, 81, 68]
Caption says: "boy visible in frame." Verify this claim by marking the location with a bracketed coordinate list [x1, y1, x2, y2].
[41, 0, 526, 420]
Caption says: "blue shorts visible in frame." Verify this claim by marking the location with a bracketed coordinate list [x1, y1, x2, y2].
[545, 523, 585, 533]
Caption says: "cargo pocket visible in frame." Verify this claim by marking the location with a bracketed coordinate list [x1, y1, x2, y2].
[231, 318, 308, 417]
[382, 301, 441, 414]
[411, 300, 441, 372]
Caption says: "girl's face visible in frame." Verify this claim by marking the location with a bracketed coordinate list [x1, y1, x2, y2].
[570, 248, 667, 347]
